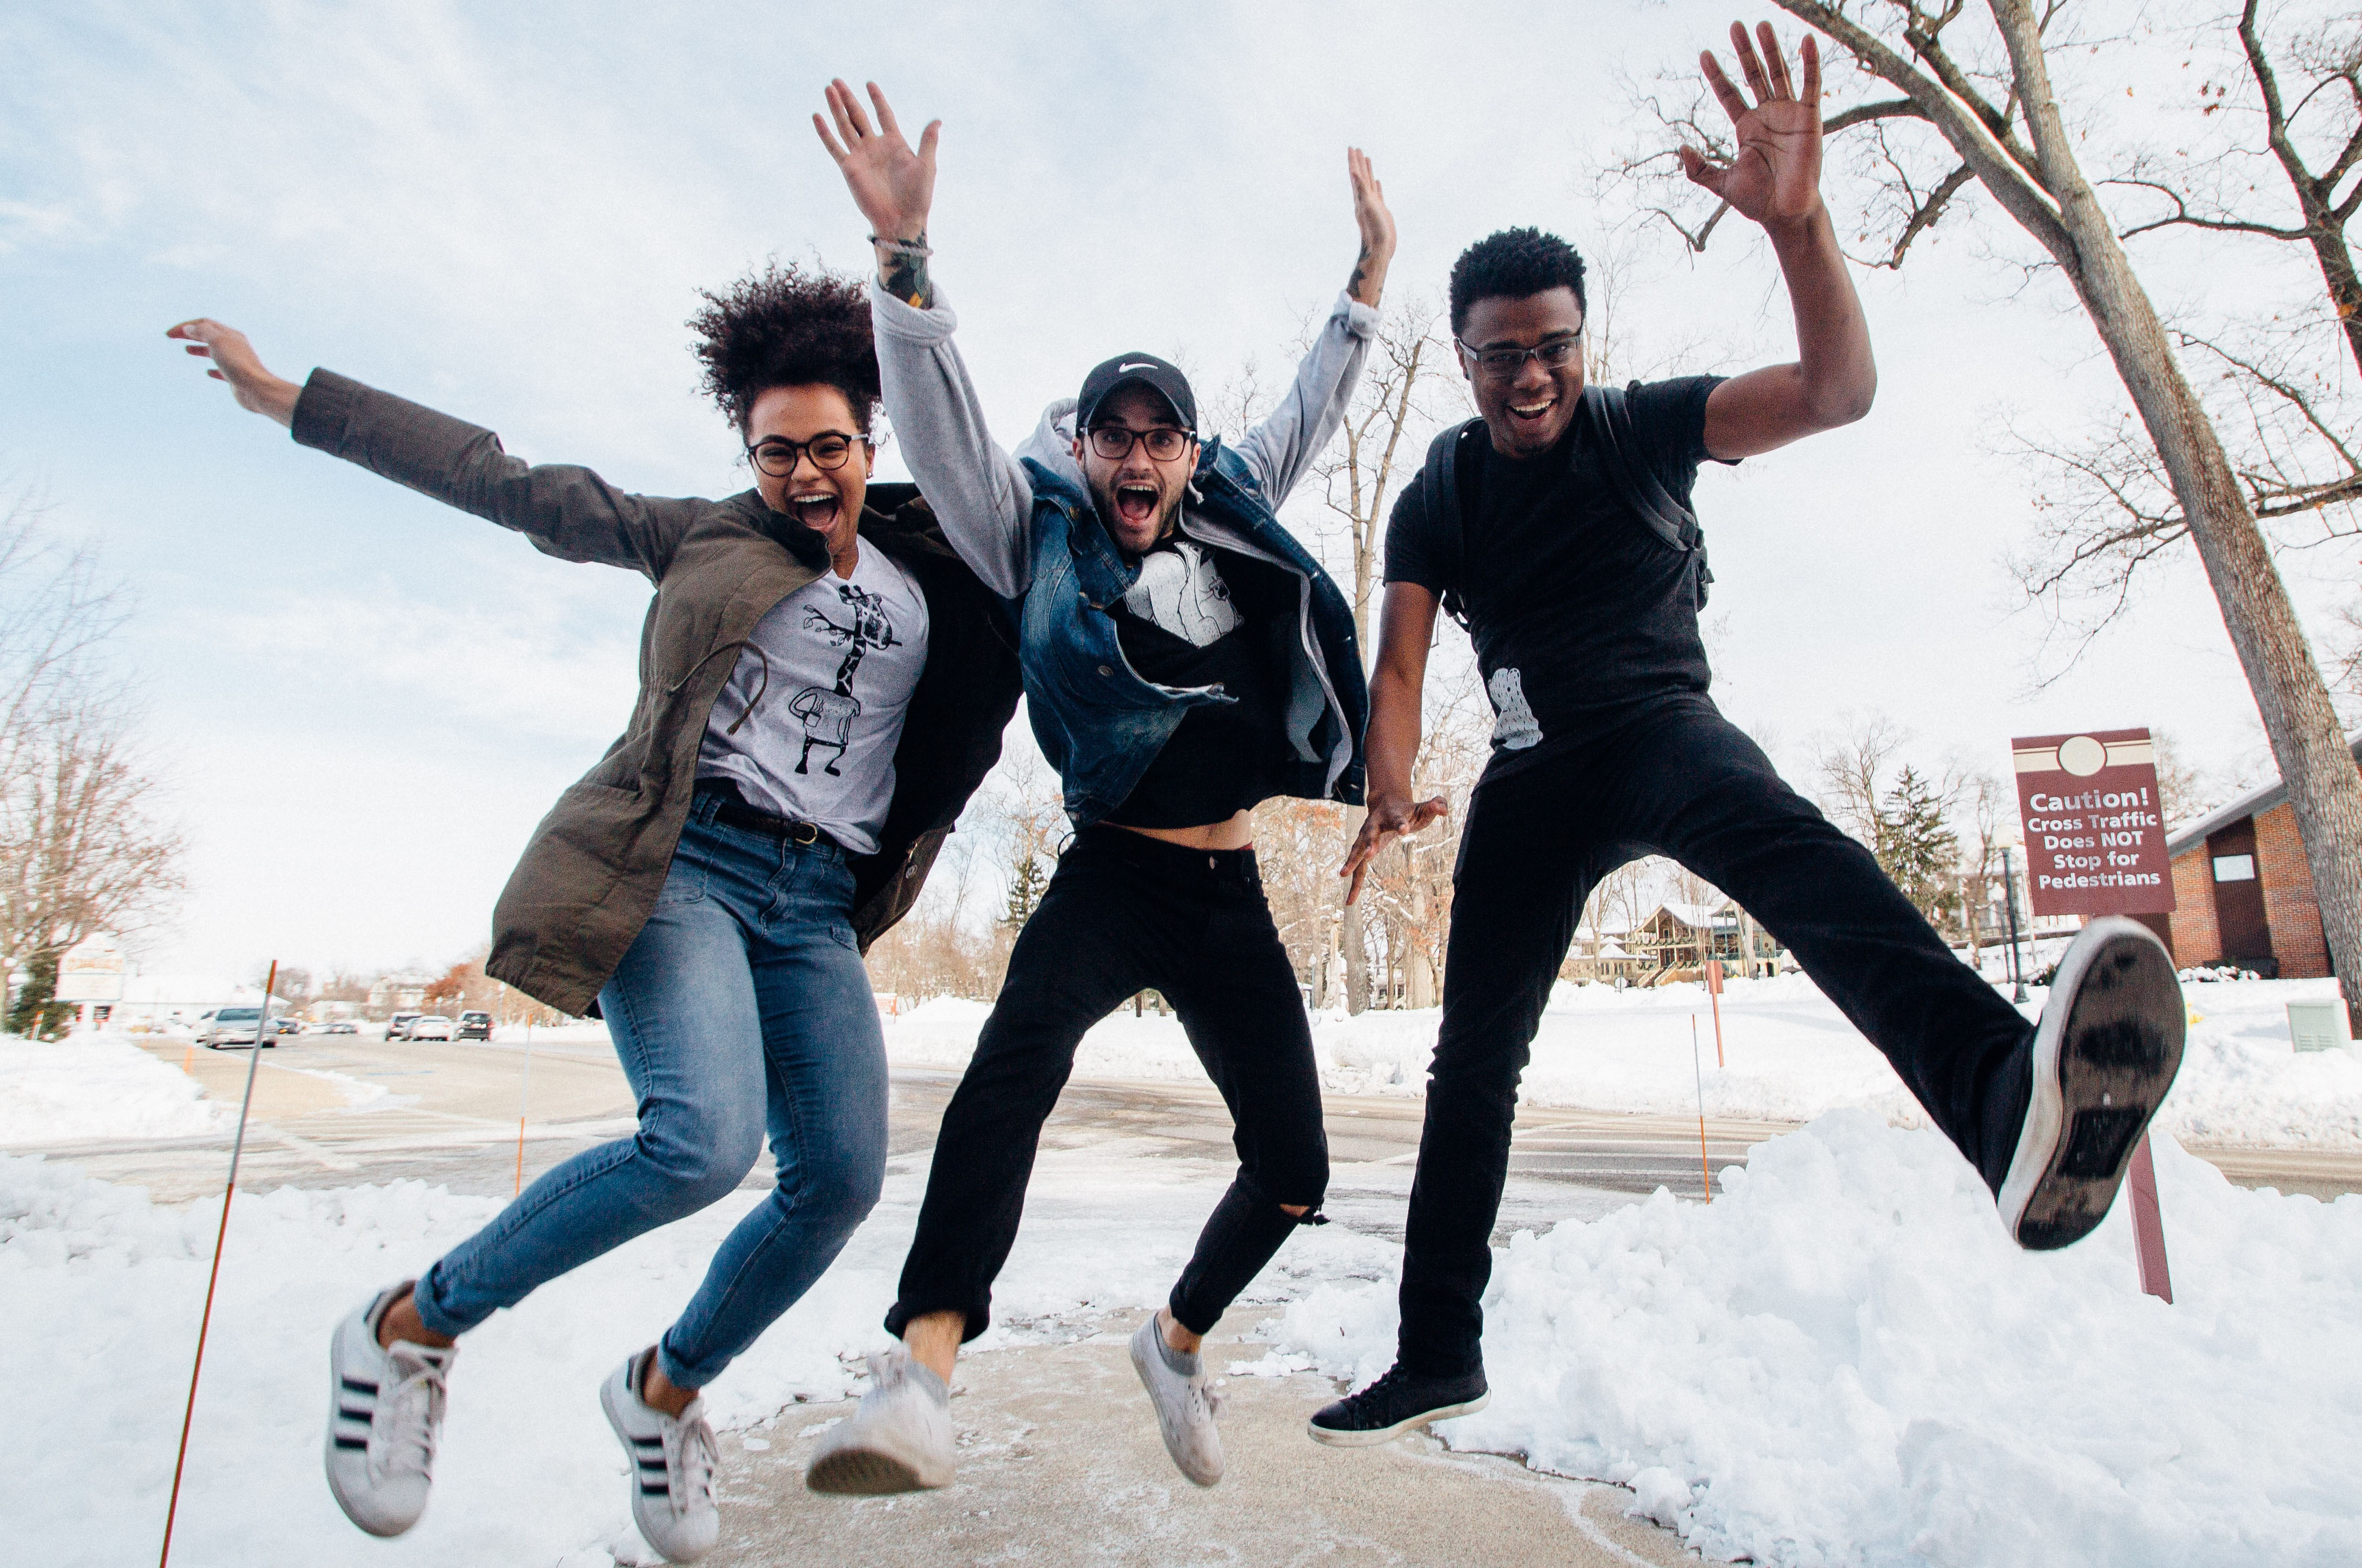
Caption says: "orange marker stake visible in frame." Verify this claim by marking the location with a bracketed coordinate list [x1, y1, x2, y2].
[1706, 959, 1727, 1069]
[514, 1020, 534, 1197]
[159, 961, 276, 1567]
[1691, 1014, 1713, 1203]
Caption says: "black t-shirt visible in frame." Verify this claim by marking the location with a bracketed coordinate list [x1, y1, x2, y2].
[1384, 376, 1728, 776]
[1105, 539, 1297, 828]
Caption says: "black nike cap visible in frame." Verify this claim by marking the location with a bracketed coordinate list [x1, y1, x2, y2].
[1076, 352, 1196, 432]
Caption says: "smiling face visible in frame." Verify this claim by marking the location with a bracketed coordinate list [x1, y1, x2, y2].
[1072, 385, 1199, 555]
[746, 383, 873, 560]
[1458, 287, 1588, 460]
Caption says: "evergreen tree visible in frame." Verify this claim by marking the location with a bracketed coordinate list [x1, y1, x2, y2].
[1876, 766, 1960, 933]
[1002, 854, 1049, 929]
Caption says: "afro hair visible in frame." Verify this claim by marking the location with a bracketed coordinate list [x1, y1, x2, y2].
[688, 260, 881, 435]
[1447, 228, 1588, 336]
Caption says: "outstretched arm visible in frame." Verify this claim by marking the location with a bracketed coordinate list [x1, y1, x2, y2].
[817, 79, 1034, 598]
[1339, 581, 1449, 903]
[166, 318, 697, 579]
[1232, 148, 1395, 504]
[1682, 23, 1876, 461]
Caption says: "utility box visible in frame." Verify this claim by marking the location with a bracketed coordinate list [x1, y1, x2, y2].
[2286, 999, 2352, 1053]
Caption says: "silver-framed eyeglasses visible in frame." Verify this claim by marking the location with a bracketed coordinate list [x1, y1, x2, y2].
[747, 431, 865, 477]
[1455, 332, 1584, 380]
[1086, 424, 1194, 462]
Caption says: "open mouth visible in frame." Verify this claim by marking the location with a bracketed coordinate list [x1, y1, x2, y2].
[1114, 483, 1161, 526]
[789, 490, 840, 530]
[1508, 397, 1558, 423]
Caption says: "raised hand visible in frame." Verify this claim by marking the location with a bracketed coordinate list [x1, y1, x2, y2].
[1346, 147, 1396, 308]
[165, 318, 300, 427]
[1339, 790, 1449, 905]
[815, 79, 939, 246]
[1678, 22, 1824, 229]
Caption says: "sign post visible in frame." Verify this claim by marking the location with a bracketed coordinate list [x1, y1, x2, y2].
[2010, 729, 2177, 1303]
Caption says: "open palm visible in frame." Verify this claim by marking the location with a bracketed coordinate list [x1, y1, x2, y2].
[815, 79, 938, 243]
[1680, 22, 1824, 226]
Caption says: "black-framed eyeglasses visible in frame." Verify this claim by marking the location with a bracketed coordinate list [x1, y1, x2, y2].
[747, 431, 865, 477]
[1086, 424, 1194, 462]
[1455, 332, 1584, 380]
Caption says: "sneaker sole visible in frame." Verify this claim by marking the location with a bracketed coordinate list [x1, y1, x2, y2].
[1999, 917, 2185, 1251]
[804, 1443, 945, 1496]
[1306, 1392, 1490, 1449]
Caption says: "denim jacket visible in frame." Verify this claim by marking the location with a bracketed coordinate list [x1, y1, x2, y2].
[1017, 444, 1366, 823]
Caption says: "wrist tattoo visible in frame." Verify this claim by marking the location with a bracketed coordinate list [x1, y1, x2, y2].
[1348, 244, 1374, 304]
[876, 231, 933, 310]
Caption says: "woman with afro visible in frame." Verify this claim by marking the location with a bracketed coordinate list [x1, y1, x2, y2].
[168, 264, 1018, 1562]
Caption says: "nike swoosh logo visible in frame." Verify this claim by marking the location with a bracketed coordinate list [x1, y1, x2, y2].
[1119, 362, 1159, 373]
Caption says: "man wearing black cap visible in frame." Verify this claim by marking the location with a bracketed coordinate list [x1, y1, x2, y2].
[807, 81, 1389, 1493]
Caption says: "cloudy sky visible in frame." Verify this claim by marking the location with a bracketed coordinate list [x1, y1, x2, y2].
[3, 0, 2343, 981]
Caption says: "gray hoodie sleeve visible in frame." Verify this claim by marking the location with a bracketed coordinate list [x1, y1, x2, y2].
[1228, 292, 1380, 506]
[870, 282, 1036, 598]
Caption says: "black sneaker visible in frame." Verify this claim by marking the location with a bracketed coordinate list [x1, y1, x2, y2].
[1306, 1365, 1488, 1448]
[1999, 916, 2186, 1251]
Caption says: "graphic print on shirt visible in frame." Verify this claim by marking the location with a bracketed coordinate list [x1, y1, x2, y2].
[791, 582, 903, 776]
[1487, 667, 1542, 751]
[1123, 540, 1244, 648]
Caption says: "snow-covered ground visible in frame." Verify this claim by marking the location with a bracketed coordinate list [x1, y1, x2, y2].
[1260, 1116, 2362, 1567]
[886, 974, 2362, 1148]
[0, 1033, 231, 1145]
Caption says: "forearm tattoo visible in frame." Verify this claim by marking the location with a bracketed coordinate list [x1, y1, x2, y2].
[1347, 244, 1374, 305]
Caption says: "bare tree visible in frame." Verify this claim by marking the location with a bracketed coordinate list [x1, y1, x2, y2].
[1615, 4, 2362, 1027]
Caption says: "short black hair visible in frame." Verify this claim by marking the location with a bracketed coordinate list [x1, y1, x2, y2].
[1447, 228, 1588, 336]
[688, 260, 880, 435]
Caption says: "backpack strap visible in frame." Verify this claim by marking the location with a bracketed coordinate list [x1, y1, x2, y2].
[1415, 417, 1484, 629]
[1579, 383, 1713, 609]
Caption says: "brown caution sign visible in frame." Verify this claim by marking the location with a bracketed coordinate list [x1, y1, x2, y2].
[2011, 729, 2176, 917]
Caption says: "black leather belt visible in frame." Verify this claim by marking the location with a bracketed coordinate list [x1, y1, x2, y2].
[694, 782, 834, 848]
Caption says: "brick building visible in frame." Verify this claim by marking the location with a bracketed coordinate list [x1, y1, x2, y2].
[2158, 738, 2362, 979]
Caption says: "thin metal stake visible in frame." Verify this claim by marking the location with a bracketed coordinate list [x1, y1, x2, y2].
[514, 1019, 534, 1197]
[1691, 1014, 1712, 1203]
[159, 960, 276, 1567]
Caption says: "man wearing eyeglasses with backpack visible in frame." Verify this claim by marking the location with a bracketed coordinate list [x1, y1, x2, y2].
[806, 79, 1392, 1493]
[1322, 21, 2186, 1446]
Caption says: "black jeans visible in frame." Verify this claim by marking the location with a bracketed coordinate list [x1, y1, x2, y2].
[888, 826, 1329, 1341]
[1399, 696, 2034, 1377]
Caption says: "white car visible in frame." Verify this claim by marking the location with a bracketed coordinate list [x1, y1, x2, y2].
[198, 1006, 276, 1049]
[406, 1015, 456, 1041]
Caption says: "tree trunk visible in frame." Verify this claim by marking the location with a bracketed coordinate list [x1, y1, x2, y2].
[1342, 899, 1369, 1014]
[1992, 0, 2362, 1026]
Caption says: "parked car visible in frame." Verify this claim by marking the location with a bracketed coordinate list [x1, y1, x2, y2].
[385, 1013, 421, 1041]
[198, 1007, 276, 1049]
[407, 1015, 456, 1041]
[320, 1020, 359, 1035]
[456, 1011, 493, 1041]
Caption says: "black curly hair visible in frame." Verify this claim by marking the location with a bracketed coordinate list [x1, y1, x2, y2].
[688, 260, 881, 436]
[1447, 228, 1589, 336]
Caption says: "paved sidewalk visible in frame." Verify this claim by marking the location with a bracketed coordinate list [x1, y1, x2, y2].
[708, 1309, 1695, 1567]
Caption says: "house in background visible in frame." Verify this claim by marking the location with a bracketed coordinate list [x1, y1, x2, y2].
[2159, 736, 2362, 979]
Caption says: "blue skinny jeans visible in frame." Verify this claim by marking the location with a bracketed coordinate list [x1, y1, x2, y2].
[413, 796, 888, 1389]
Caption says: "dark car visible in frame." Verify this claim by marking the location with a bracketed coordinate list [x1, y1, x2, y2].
[456, 1010, 493, 1041]
[385, 1012, 421, 1041]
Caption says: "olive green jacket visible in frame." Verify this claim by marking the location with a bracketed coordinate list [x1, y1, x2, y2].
[292, 370, 1021, 1016]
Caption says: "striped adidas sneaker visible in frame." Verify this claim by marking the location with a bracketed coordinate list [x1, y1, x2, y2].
[323, 1282, 454, 1537]
[600, 1350, 719, 1564]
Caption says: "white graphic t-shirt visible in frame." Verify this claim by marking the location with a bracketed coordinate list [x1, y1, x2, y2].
[696, 545, 929, 855]
[1122, 539, 1244, 647]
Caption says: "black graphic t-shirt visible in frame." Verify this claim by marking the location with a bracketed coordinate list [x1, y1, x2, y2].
[1384, 375, 1728, 778]
[1105, 537, 1296, 828]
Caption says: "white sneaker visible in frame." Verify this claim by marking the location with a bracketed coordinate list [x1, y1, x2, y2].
[323, 1282, 454, 1537]
[804, 1345, 955, 1495]
[2000, 916, 2187, 1250]
[600, 1351, 720, 1565]
[1130, 1313, 1225, 1486]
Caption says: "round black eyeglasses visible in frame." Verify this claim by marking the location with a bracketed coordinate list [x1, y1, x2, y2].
[1086, 425, 1194, 462]
[747, 432, 864, 477]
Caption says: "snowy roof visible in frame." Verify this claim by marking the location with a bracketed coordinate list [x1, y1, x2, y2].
[1647, 902, 1735, 930]
[2163, 734, 2362, 860]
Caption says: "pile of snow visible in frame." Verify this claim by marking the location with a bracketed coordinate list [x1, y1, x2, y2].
[885, 975, 2362, 1148]
[1261, 1114, 2362, 1567]
[0, 1033, 230, 1146]
[2, 1136, 1389, 1565]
